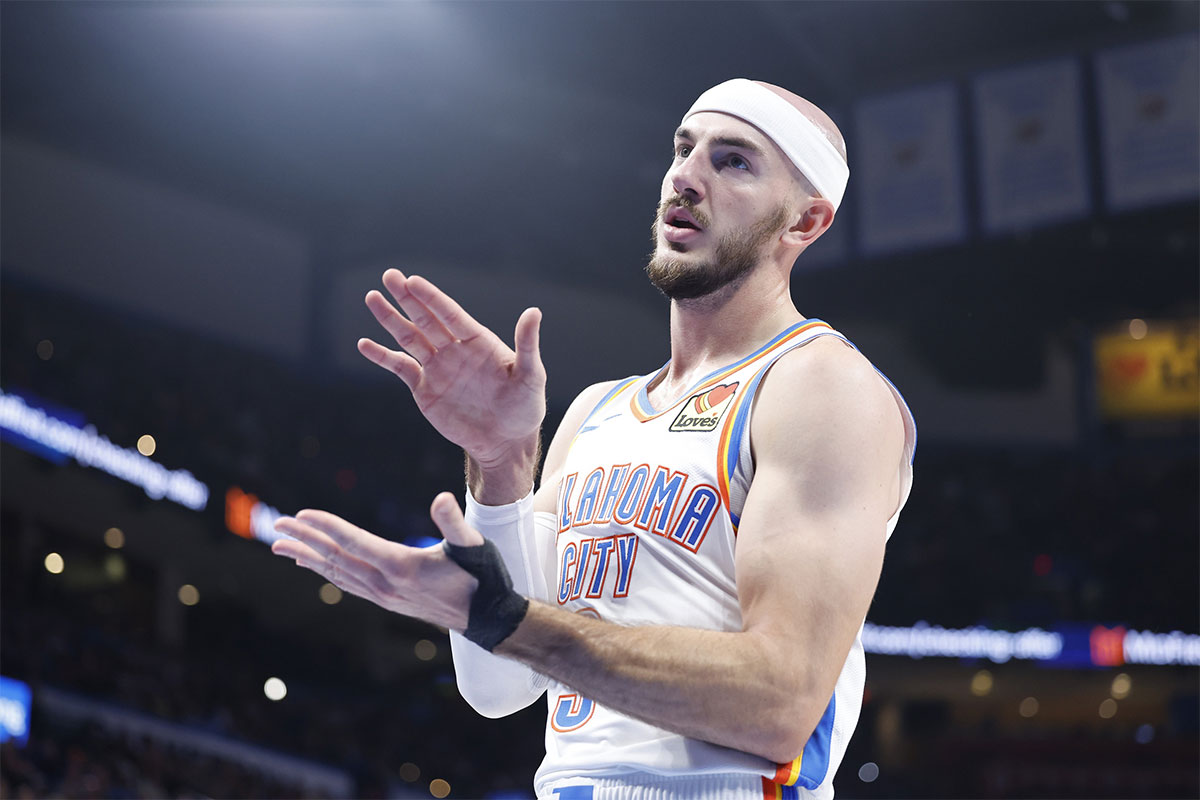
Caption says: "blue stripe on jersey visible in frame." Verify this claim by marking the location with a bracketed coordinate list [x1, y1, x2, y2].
[796, 693, 836, 790]
[576, 377, 639, 435]
[722, 329, 842, 510]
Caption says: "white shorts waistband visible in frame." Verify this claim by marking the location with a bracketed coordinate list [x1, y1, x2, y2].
[538, 772, 771, 800]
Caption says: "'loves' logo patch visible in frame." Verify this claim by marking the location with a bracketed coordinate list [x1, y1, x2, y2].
[669, 382, 739, 432]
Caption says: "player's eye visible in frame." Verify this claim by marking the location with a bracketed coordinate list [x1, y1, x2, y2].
[727, 154, 749, 170]
[674, 144, 692, 159]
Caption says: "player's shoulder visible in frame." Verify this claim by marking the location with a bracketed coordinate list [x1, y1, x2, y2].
[553, 378, 634, 442]
[561, 379, 627, 422]
[755, 332, 900, 436]
[574, 378, 626, 406]
[771, 332, 878, 389]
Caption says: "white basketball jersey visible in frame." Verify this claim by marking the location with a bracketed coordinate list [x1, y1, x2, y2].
[535, 320, 917, 800]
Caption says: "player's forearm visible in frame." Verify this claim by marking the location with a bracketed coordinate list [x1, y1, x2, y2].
[465, 433, 541, 505]
[450, 489, 553, 718]
[495, 601, 824, 763]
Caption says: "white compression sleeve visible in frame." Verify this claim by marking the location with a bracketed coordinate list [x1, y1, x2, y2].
[449, 490, 554, 718]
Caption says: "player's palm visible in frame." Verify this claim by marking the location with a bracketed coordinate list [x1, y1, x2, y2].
[358, 269, 546, 464]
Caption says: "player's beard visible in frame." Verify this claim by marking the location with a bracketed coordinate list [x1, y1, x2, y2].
[645, 199, 791, 301]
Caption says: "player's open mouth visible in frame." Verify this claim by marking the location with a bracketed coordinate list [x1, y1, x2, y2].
[662, 207, 703, 243]
[664, 207, 702, 231]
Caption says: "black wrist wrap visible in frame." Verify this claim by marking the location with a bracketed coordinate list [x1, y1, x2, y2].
[442, 539, 530, 652]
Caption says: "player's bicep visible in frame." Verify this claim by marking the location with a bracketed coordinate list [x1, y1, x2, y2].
[734, 347, 903, 682]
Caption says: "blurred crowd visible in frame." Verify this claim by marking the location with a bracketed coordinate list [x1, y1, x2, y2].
[875, 446, 1198, 632]
[0, 508, 545, 799]
[2, 723, 314, 800]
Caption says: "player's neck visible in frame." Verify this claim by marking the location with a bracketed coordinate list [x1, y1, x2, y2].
[663, 269, 802, 387]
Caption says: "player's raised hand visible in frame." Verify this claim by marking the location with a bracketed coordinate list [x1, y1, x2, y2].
[270, 492, 483, 631]
[358, 269, 546, 471]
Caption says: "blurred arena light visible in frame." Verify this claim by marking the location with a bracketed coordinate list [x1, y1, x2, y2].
[263, 677, 287, 701]
[970, 669, 994, 696]
[1135, 723, 1155, 744]
[864, 620, 1200, 666]
[1128, 318, 1148, 340]
[429, 778, 451, 798]
[318, 582, 343, 605]
[1099, 698, 1119, 718]
[43, 552, 64, 574]
[857, 762, 880, 783]
[35, 339, 53, 360]
[1111, 672, 1132, 699]
[0, 388, 209, 510]
[103, 553, 126, 582]
[414, 639, 437, 662]
[103, 526, 125, 548]
[177, 584, 200, 606]
[399, 762, 420, 782]
[136, 434, 157, 456]
[0, 677, 33, 746]
[1019, 696, 1040, 718]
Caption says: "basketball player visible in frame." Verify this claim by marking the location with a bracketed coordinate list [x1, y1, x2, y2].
[272, 79, 916, 799]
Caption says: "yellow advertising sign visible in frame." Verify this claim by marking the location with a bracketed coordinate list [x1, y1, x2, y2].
[1094, 320, 1199, 419]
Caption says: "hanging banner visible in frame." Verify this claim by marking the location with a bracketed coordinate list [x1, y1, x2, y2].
[854, 83, 966, 255]
[973, 58, 1091, 233]
[1093, 320, 1199, 419]
[1096, 35, 1200, 211]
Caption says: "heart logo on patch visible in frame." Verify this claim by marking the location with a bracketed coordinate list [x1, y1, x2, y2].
[693, 383, 738, 414]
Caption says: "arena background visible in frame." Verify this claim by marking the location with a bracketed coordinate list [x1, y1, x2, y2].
[1, 2, 1197, 798]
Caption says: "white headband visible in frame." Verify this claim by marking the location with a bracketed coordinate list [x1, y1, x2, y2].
[682, 78, 849, 211]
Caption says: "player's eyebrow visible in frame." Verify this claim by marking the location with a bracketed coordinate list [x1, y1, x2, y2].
[712, 135, 764, 156]
[673, 127, 764, 156]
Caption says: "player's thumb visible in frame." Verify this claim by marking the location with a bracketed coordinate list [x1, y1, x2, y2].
[429, 492, 485, 547]
[513, 307, 543, 377]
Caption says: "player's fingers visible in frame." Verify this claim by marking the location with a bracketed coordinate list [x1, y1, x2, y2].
[357, 339, 421, 390]
[293, 509, 399, 565]
[365, 290, 435, 363]
[514, 307, 544, 379]
[272, 536, 380, 601]
[405, 275, 485, 342]
[275, 515, 394, 593]
[429, 492, 485, 547]
[382, 269, 455, 349]
[270, 536, 323, 565]
[310, 561, 377, 602]
[273, 516, 340, 557]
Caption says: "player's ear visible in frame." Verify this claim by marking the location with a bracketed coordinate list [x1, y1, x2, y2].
[782, 197, 834, 248]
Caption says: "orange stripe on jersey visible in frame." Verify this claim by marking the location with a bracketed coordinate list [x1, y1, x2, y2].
[773, 754, 803, 786]
[715, 381, 756, 515]
[761, 776, 782, 799]
[630, 321, 831, 423]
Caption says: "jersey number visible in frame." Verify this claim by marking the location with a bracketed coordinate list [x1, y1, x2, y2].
[550, 607, 602, 732]
[551, 693, 595, 732]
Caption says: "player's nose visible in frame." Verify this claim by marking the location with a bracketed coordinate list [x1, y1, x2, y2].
[667, 152, 706, 203]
